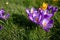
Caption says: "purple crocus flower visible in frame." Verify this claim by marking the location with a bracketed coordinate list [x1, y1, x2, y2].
[0, 9, 5, 16]
[39, 8, 53, 19]
[47, 5, 58, 15]
[39, 18, 54, 32]
[38, 9, 54, 32]
[26, 7, 41, 24]
[1, 13, 10, 20]
[0, 9, 10, 20]
[26, 5, 58, 32]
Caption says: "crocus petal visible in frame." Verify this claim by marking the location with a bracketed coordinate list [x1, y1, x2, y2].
[47, 5, 53, 10]
[38, 15, 42, 22]
[48, 20, 54, 28]
[28, 15, 33, 21]
[33, 11, 40, 23]
[47, 5, 58, 15]
[33, 11, 38, 17]
[44, 14, 53, 19]
[5, 13, 10, 19]
[0, 9, 5, 16]
[41, 2, 48, 10]
[39, 19, 49, 28]
[31, 13, 39, 23]
[39, 9, 44, 14]
[26, 9, 30, 14]
[43, 10, 50, 15]
[2, 13, 10, 20]
[52, 7, 58, 13]
[43, 10, 48, 15]
[33, 16, 39, 23]
[31, 7, 35, 13]
[42, 19, 49, 27]
[43, 19, 54, 32]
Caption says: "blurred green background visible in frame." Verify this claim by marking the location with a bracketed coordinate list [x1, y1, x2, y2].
[0, 0, 60, 40]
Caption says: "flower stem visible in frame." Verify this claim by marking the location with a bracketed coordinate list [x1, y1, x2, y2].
[45, 32, 49, 40]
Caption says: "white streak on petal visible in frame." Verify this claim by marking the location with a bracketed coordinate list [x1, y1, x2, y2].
[29, 16, 33, 21]
[33, 13, 36, 17]
[31, 8, 34, 13]
[44, 10, 47, 15]
[39, 15, 41, 21]
[26, 9, 30, 14]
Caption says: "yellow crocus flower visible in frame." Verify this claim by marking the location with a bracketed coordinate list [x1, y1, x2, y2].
[41, 2, 48, 10]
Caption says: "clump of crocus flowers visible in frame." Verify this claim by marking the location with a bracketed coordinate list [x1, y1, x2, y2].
[26, 2, 58, 32]
[0, 9, 10, 30]
[0, 9, 10, 20]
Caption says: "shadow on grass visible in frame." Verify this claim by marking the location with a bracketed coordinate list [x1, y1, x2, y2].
[50, 18, 60, 40]
[11, 13, 39, 40]
[12, 14, 38, 30]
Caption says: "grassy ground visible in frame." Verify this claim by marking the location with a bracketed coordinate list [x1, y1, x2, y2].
[0, 0, 60, 40]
